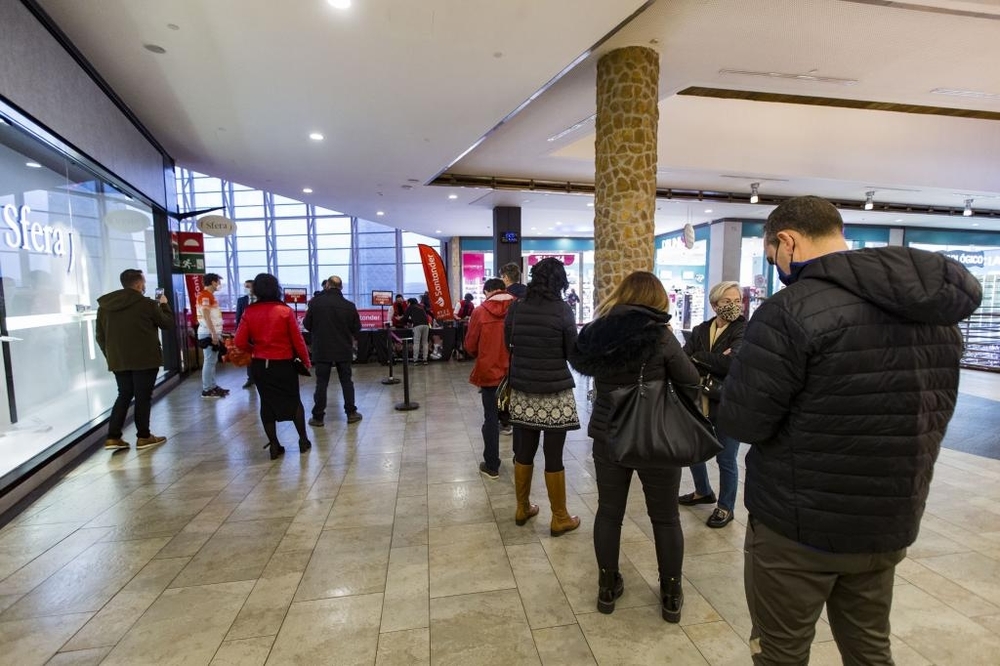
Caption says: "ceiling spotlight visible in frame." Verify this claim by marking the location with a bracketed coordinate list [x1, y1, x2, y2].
[376, 211, 384, 216]
[749, 182, 760, 204]
[704, 209, 713, 214]
[448, 194, 458, 200]
[435, 229, 442, 233]
[864, 191, 875, 211]
[963, 198, 974, 217]
[327, 0, 351, 8]
[309, 132, 324, 141]
[586, 202, 594, 207]
[302, 188, 313, 194]
[143, 44, 166, 54]
[25, 162, 42, 168]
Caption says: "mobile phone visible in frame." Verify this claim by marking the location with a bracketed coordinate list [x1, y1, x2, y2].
[154, 287, 165, 299]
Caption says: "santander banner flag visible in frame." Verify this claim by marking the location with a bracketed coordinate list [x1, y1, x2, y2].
[417, 244, 455, 322]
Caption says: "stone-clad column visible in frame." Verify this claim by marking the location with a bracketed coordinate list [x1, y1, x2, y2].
[593, 46, 659, 307]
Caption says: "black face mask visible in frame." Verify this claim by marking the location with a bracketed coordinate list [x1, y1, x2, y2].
[771, 240, 814, 286]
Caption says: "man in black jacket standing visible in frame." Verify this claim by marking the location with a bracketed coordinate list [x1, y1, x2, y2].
[303, 275, 363, 426]
[96, 269, 174, 451]
[719, 196, 982, 665]
[235, 279, 254, 388]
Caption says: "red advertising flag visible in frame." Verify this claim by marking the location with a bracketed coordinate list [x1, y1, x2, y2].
[184, 274, 204, 329]
[417, 244, 454, 322]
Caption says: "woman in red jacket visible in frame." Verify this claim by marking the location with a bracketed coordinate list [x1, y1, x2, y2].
[464, 278, 515, 479]
[234, 273, 312, 460]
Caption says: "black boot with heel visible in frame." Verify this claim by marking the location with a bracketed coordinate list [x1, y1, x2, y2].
[661, 577, 683, 623]
[597, 569, 624, 614]
[263, 442, 285, 460]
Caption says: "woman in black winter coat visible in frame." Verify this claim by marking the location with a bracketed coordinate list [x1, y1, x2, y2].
[570, 271, 701, 623]
[677, 281, 746, 529]
[505, 258, 581, 537]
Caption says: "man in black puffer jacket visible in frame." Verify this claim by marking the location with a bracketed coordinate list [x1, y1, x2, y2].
[719, 196, 982, 666]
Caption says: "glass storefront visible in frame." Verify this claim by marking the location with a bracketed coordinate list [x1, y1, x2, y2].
[655, 231, 708, 330]
[0, 113, 161, 488]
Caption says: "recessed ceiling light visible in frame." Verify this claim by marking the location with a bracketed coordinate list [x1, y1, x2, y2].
[25, 162, 41, 168]
[547, 227, 554, 231]
[931, 87, 1000, 100]
[327, 0, 351, 8]
[166, 23, 180, 31]
[435, 229, 442, 233]
[143, 44, 166, 54]
[555, 221, 562, 225]
[531, 227, 537, 230]
[448, 194, 458, 200]
[719, 68, 857, 86]
[522, 199, 531, 204]
[895, 219, 903, 223]
[309, 132, 324, 141]
[376, 211, 384, 216]
[704, 209, 713, 214]
[586, 202, 594, 207]
[302, 188, 313, 194]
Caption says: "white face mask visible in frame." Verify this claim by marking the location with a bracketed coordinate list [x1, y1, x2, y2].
[245, 288, 252, 295]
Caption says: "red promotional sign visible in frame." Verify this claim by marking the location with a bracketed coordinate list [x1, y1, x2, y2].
[528, 253, 576, 267]
[358, 309, 389, 328]
[417, 244, 454, 322]
[284, 288, 308, 304]
[184, 274, 204, 328]
[462, 253, 485, 283]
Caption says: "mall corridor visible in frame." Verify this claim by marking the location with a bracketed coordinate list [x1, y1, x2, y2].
[0, 363, 998, 665]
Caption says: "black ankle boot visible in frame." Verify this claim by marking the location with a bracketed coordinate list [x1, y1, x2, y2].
[661, 577, 683, 623]
[597, 568, 624, 614]
[299, 439, 311, 453]
[264, 442, 285, 460]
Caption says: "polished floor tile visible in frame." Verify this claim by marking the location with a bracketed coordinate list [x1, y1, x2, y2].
[0, 363, 995, 664]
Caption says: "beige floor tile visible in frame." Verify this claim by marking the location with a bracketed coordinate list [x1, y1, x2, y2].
[916, 551, 1000, 608]
[683, 550, 753, 641]
[0, 522, 81, 580]
[86, 493, 216, 541]
[391, 492, 428, 548]
[2, 536, 169, 620]
[341, 453, 402, 486]
[274, 498, 334, 552]
[101, 580, 253, 666]
[427, 481, 495, 526]
[294, 526, 392, 602]
[896, 557, 1000, 617]
[62, 556, 190, 651]
[304, 464, 348, 499]
[426, 456, 481, 485]
[577, 605, 709, 665]
[376, 628, 430, 666]
[506, 543, 576, 629]
[973, 612, 1000, 634]
[154, 501, 238, 560]
[540, 535, 658, 614]
[0, 611, 93, 666]
[429, 589, 540, 665]
[682, 621, 751, 665]
[889, 583, 1000, 664]
[620, 539, 723, 626]
[210, 636, 274, 666]
[324, 482, 398, 529]
[170, 517, 290, 588]
[381, 545, 429, 633]
[532, 624, 597, 665]
[429, 522, 515, 598]
[0, 527, 111, 597]
[46, 646, 113, 666]
[226, 549, 312, 640]
[268, 593, 382, 664]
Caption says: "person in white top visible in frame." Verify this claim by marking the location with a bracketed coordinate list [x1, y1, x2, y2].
[196, 273, 228, 398]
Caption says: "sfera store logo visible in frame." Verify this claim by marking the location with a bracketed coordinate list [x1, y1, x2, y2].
[2, 204, 75, 272]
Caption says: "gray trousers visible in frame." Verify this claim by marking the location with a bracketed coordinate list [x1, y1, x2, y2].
[744, 516, 906, 666]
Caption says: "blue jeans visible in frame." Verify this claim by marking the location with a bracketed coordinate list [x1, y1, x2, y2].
[480, 385, 500, 472]
[200, 337, 219, 391]
[689, 424, 741, 511]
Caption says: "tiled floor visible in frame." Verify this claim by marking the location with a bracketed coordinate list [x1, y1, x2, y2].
[1, 363, 999, 665]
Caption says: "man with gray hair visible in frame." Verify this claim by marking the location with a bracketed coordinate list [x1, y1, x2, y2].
[719, 196, 982, 664]
[303, 275, 362, 425]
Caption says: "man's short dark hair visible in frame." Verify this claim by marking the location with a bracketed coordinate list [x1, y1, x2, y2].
[120, 269, 143, 288]
[501, 262, 521, 283]
[764, 196, 844, 244]
[203, 273, 222, 288]
[328, 276, 343, 290]
[484, 278, 505, 293]
[395, 293, 404, 300]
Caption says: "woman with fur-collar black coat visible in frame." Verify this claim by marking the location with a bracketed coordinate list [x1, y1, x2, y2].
[569, 271, 700, 624]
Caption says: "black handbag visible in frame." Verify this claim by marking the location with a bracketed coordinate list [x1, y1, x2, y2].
[496, 304, 516, 418]
[606, 363, 723, 468]
[292, 358, 311, 377]
[701, 373, 723, 401]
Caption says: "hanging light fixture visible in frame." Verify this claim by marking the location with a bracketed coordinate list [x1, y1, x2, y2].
[964, 198, 974, 217]
[864, 191, 875, 211]
[749, 182, 760, 204]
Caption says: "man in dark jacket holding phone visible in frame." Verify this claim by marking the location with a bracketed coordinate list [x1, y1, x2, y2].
[96, 268, 174, 452]
[719, 196, 982, 665]
[303, 275, 362, 426]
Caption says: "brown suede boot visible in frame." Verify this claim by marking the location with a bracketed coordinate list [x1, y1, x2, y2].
[545, 470, 581, 536]
[514, 462, 539, 526]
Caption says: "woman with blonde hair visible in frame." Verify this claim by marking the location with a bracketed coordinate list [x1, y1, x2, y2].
[570, 271, 700, 622]
[678, 281, 746, 529]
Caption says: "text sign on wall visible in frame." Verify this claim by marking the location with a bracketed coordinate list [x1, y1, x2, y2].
[2, 204, 75, 273]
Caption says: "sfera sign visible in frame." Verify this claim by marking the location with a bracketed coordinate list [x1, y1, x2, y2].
[2, 204, 75, 272]
[196, 215, 236, 237]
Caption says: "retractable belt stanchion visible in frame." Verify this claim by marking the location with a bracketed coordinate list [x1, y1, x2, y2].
[394, 337, 419, 411]
[381, 328, 401, 385]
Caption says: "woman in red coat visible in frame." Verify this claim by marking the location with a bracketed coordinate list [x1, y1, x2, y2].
[464, 278, 515, 478]
[234, 273, 312, 460]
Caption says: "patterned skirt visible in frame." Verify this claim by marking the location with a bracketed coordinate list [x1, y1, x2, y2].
[508, 388, 580, 431]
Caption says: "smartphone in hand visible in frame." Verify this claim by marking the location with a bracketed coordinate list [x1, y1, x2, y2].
[154, 287, 165, 299]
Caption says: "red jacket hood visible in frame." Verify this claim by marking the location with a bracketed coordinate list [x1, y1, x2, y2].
[480, 292, 515, 318]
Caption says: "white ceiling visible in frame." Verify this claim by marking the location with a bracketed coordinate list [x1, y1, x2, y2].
[37, 0, 1000, 238]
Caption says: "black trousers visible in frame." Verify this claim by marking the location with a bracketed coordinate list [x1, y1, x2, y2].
[108, 368, 158, 439]
[312, 360, 356, 419]
[593, 449, 683, 581]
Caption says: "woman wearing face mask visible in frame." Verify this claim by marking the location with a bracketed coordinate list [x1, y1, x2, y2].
[677, 281, 746, 528]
